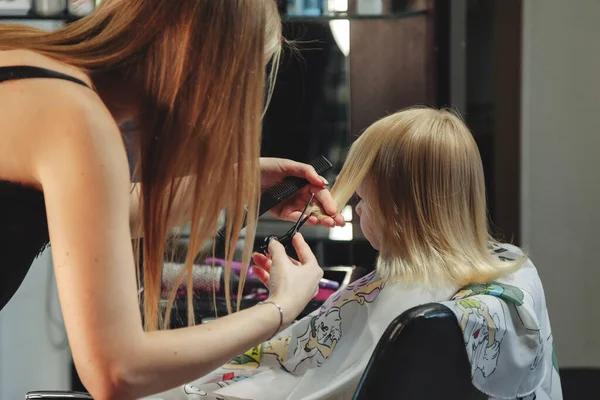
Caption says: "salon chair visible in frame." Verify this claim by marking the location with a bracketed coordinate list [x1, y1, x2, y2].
[352, 302, 487, 400]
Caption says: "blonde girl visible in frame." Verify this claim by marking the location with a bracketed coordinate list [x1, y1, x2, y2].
[225, 106, 529, 400]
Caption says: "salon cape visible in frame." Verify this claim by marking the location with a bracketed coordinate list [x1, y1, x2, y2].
[440, 244, 563, 400]
[146, 244, 561, 400]
[146, 271, 457, 400]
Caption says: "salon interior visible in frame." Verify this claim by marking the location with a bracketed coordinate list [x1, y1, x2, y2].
[0, 0, 598, 399]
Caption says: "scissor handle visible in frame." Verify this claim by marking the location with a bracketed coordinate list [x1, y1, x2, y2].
[258, 235, 277, 254]
[258, 193, 315, 255]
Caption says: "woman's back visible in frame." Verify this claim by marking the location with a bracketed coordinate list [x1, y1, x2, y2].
[0, 49, 109, 312]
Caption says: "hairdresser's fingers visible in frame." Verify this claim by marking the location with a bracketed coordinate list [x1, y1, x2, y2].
[277, 197, 311, 222]
[280, 159, 327, 188]
[306, 215, 319, 225]
[252, 253, 272, 273]
[287, 253, 302, 266]
[281, 209, 339, 228]
[283, 210, 323, 227]
[316, 215, 336, 228]
[306, 186, 345, 227]
[281, 210, 303, 222]
[311, 185, 338, 217]
[252, 266, 270, 289]
[332, 213, 346, 226]
[252, 252, 269, 265]
[292, 233, 317, 265]
[268, 239, 290, 267]
[268, 186, 319, 222]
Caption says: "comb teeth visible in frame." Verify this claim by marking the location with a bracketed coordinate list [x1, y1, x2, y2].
[263, 156, 333, 201]
[266, 177, 308, 200]
[311, 155, 334, 175]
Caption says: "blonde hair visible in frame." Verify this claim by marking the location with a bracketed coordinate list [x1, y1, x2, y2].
[328, 107, 525, 287]
[0, 0, 282, 330]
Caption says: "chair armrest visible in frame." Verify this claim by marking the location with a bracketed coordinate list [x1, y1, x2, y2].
[25, 391, 93, 399]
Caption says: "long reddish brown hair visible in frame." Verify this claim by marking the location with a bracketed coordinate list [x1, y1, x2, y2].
[0, 0, 282, 330]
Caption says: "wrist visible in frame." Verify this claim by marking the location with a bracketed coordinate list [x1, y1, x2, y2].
[258, 300, 284, 339]
[266, 295, 297, 326]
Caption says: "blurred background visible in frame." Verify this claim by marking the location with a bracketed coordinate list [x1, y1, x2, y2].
[0, 0, 597, 398]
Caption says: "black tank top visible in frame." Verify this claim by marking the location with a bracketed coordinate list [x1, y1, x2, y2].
[0, 66, 91, 312]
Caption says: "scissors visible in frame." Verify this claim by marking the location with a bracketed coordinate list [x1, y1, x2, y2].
[258, 193, 315, 255]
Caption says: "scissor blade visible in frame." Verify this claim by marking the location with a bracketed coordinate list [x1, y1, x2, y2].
[300, 193, 316, 217]
[290, 193, 315, 234]
[295, 215, 311, 231]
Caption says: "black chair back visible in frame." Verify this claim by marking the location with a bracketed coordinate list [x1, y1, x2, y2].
[559, 368, 598, 399]
[353, 303, 487, 400]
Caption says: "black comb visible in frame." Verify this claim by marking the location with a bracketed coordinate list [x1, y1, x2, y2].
[217, 155, 333, 238]
[258, 155, 332, 215]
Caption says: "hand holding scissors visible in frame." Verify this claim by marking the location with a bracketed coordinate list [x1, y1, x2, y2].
[258, 193, 315, 255]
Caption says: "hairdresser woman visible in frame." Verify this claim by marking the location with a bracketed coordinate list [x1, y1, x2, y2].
[0, 1, 343, 399]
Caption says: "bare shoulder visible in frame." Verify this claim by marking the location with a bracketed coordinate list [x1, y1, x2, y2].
[0, 49, 123, 188]
[31, 87, 130, 195]
[0, 49, 92, 86]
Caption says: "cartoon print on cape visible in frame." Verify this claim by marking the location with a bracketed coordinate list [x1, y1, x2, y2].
[489, 242, 521, 262]
[542, 333, 560, 394]
[454, 280, 540, 331]
[459, 249, 541, 338]
[184, 384, 208, 397]
[223, 336, 292, 370]
[551, 335, 559, 373]
[454, 280, 524, 307]
[452, 279, 545, 374]
[454, 247, 546, 371]
[282, 272, 386, 374]
[452, 297, 507, 378]
[440, 244, 561, 399]
[183, 383, 250, 400]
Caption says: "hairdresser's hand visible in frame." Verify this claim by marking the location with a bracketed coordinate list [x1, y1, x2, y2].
[252, 249, 307, 291]
[260, 157, 345, 227]
[252, 252, 277, 289]
[253, 234, 323, 324]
